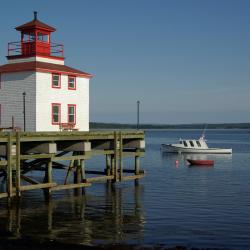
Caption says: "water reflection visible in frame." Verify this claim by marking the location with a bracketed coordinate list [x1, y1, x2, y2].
[0, 183, 145, 245]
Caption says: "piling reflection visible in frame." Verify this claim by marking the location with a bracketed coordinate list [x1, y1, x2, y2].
[0, 183, 145, 245]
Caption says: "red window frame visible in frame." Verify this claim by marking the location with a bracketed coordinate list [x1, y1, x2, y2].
[68, 104, 76, 125]
[52, 73, 61, 89]
[68, 76, 76, 90]
[51, 103, 61, 125]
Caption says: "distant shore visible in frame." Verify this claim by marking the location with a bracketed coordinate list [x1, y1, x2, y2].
[90, 122, 250, 130]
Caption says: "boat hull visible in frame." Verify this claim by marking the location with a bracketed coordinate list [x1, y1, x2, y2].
[161, 144, 232, 154]
[187, 159, 214, 166]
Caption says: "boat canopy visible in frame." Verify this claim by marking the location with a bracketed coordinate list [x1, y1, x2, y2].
[178, 139, 208, 149]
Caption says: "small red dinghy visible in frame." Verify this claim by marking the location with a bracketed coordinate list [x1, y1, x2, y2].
[186, 159, 214, 166]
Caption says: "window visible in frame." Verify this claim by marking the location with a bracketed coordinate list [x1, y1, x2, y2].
[30, 32, 36, 41]
[0, 104, 1, 125]
[68, 76, 76, 90]
[68, 104, 76, 124]
[23, 32, 35, 42]
[23, 33, 29, 42]
[52, 74, 61, 88]
[196, 141, 201, 147]
[38, 33, 49, 42]
[52, 103, 61, 124]
[189, 141, 194, 147]
[183, 141, 188, 147]
[0, 74, 1, 89]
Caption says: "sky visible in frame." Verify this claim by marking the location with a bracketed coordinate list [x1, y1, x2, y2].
[0, 0, 250, 124]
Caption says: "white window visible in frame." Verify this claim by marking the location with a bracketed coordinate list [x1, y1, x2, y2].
[52, 74, 61, 88]
[68, 76, 76, 90]
[68, 104, 76, 124]
[52, 103, 61, 124]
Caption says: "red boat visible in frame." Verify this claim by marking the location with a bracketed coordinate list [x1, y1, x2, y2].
[186, 159, 214, 166]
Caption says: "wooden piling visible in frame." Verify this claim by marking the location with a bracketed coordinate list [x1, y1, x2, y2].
[74, 152, 82, 195]
[81, 159, 86, 181]
[135, 153, 140, 175]
[43, 157, 53, 199]
[111, 155, 115, 176]
[135, 149, 140, 185]
[105, 155, 111, 176]
[15, 132, 21, 197]
[47, 158, 53, 194]
[48, 159, 53, 183]
[119, 131, 123, 181]
[114, 131, 118, 182]
[7, 133, 13, 198]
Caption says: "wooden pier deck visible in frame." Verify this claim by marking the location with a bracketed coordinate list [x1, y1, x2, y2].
[0, 130, 145, 199]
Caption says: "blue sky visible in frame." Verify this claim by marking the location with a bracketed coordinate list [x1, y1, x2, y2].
[0, 0, 250, 124]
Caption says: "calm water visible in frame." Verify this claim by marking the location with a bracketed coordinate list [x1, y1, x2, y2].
[0, 129, 250, 249]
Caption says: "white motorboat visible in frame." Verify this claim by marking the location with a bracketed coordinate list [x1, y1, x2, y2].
[161, 135, 232, 154]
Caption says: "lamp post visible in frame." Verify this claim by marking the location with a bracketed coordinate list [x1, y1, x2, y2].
[23, 92, 26, 132]
[137, 100, 140, 130]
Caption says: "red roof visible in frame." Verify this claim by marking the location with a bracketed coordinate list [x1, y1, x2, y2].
[0, 61, 92, 78]
[16, 19, 56, 32]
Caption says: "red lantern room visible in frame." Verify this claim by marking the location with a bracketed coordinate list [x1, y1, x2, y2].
[7, 12, 64, 60]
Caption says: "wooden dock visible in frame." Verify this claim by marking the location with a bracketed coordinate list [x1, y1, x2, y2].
[0, 130, 145, 199]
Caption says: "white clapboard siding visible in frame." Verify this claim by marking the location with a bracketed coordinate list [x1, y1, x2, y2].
[0, 71, 36, 131]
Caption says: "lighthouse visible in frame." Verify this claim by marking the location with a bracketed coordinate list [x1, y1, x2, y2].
[0, 12, 92, 131]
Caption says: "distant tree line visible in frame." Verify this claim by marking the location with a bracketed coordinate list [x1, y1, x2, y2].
[90, 122, 250, 129]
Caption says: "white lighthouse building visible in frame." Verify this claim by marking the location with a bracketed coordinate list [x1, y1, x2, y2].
[0, 12, 92, 131]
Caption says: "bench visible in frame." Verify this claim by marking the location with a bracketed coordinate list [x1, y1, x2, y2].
[59, 123, 78, 131]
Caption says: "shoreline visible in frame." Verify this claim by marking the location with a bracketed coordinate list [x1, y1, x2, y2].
[91, 128, 250, 131]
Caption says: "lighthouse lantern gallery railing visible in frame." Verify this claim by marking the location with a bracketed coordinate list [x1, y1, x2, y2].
[8, 41, 64, 58]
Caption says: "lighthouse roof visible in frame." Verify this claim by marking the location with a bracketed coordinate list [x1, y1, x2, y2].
[0, 61, 92, 78]
[15, 18, 56, 32]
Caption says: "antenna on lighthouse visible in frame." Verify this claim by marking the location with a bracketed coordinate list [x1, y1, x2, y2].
[34, 11, 38, 20]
